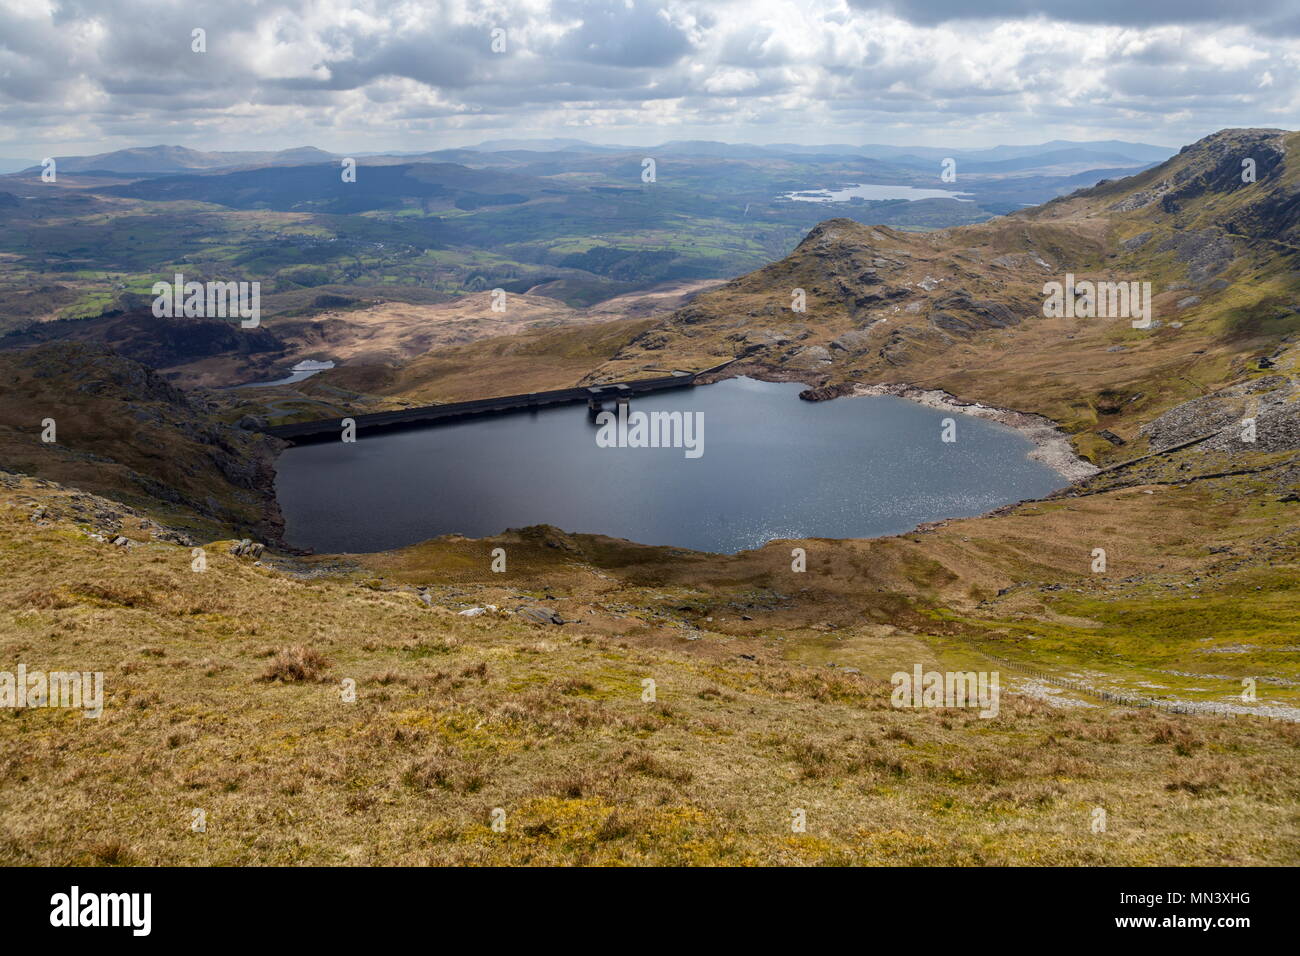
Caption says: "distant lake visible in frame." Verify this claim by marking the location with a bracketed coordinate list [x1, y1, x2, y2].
[234, 360, 336, 389]
[274, 377, 1066, 555]
[781, 183, 973, 203]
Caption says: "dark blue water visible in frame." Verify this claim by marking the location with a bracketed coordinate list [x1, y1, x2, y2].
[274, 377, 1066, 554]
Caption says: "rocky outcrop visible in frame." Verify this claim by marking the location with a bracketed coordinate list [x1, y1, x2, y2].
[798, 382, 856, 402]
[788, 344, 833, 368]
[1138, 375, 1298, 454]
[516, 606, 565, 626]
[1, 471, 195, 545]
[926, 289, 1024, 337]
[230, 538, 266, 559]
[1156, 229, 1236, 285]
[829, 329, 873, 352]
[0, 342, 285, 541]
[2, 310, 287, 369]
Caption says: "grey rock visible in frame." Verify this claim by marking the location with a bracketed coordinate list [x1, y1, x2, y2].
[230, 539, 265, 559]
[1157, 230, 1235, 285]
[829, 330, 873, 352]
[517, 606, 563, 626]
[790, 345, 833, 367]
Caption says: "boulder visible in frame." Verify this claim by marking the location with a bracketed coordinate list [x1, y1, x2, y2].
[516, 606, 563, 626]
[230, 539, 265, 559]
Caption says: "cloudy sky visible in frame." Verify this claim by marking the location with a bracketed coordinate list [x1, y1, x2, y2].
[1, 0, 1298, 156]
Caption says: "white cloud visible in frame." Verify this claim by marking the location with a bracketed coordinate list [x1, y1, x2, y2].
[702, 68, 760, 94]
[0, 0, 1296, 154]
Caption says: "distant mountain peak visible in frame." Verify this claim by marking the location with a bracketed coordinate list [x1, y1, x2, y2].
[20, 144, 339, 176]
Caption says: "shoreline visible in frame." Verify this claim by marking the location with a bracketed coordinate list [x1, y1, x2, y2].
[849, 381, 1099, 483]
[264, 368, 1100, 556]
[701, 362, 1099, 483]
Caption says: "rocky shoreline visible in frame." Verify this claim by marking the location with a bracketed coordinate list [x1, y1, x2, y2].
[701, 362, 1099, 483]
[850, 381, 1100, 483]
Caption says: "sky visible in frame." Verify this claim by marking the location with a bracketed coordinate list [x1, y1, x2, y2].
[1, 0, 1298, 157]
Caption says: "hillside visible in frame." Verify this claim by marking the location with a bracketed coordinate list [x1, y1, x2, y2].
[0, 136, 1163, 340]
[2, 469, 1297, 865]
[571, 128, 1299, 464]
[23, 145, 337, 175]
[0, 129, 1297, 866]
[0, 343, 283, 541]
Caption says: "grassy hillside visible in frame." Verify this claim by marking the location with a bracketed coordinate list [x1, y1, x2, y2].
[0, 129, 1297, 866]
[0, 344, 282, 540]
[552, 130, 1300, 468]
[2, 474, 1296, 865]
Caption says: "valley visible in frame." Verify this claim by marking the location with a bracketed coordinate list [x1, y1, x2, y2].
[0, 129, 1296, 867]
[0, 138, 1166, 346]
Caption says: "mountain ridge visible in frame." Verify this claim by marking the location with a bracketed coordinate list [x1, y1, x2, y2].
[14, 138, 1176, 175]
[1, 127, 1297, 866]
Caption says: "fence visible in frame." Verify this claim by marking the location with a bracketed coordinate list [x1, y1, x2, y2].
[953, 641, 1297, 724]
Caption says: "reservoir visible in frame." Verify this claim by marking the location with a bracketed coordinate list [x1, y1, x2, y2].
[781, 183, 974, 203]
[274, 377, 1067, 554]
[232, 360, 337, 389]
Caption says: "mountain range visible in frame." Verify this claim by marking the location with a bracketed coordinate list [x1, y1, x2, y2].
[20, 138, 1173, 175]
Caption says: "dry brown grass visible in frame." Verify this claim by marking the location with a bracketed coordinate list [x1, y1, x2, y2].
[0, 481, 1297, 866]
[260, 645, 330, 683]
